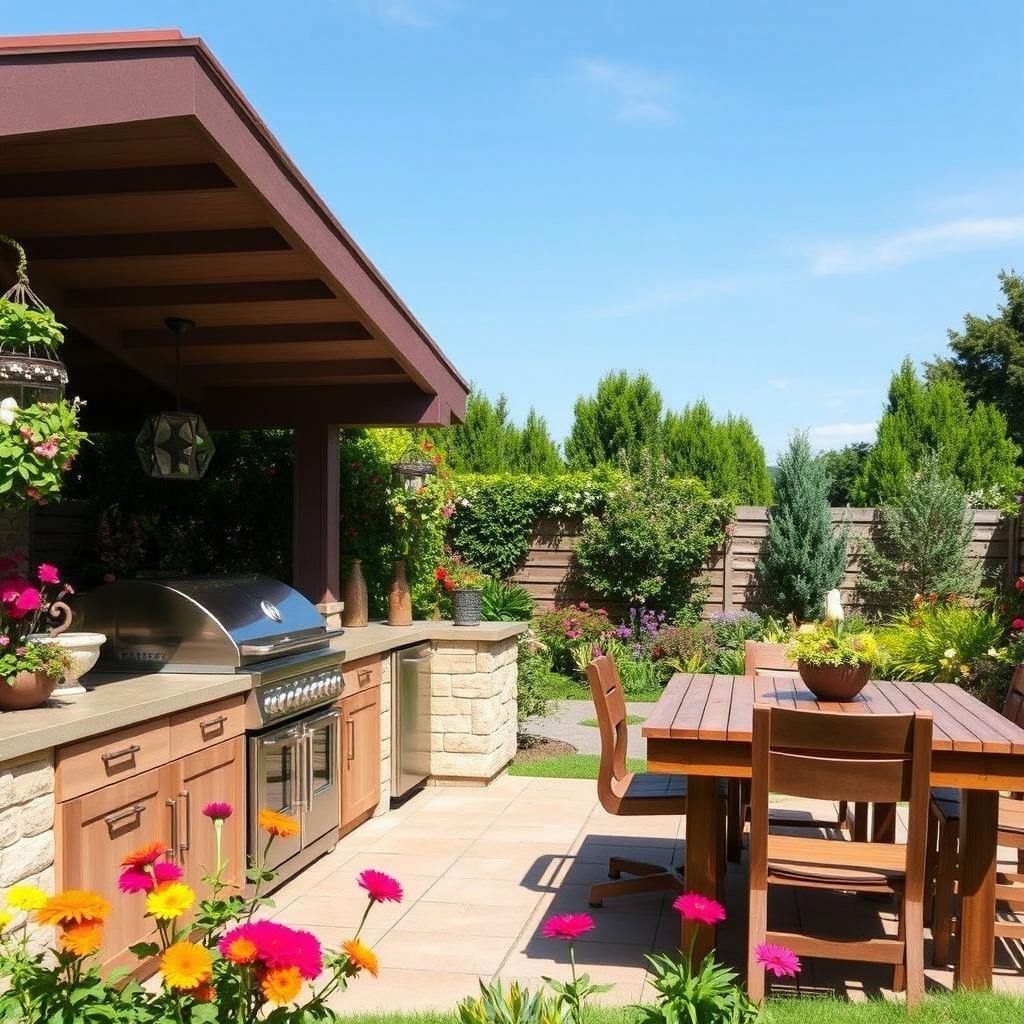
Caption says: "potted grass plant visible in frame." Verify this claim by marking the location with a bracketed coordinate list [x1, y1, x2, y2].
[787, 589, 879, 701]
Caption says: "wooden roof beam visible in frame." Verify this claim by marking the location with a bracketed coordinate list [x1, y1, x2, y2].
[123, 321, 373, 348]
[20, 227, 290, 260]
[188, 358, 405, 385]
[66, 279, 334, 308]
[0, 162, 234, 197]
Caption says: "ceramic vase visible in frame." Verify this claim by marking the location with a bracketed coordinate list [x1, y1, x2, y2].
[797, 661, 871, 702]
[342, 559, 369, 628]
[0, 671, 58, 711]
[387, 559, 413, 626]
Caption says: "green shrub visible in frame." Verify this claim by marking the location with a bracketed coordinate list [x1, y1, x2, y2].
[573, 451, 733, 614]
[457, 979, 566, 1024]
[878, 597, 1006, 690]
[650, 623, 718, 673]
[858, 449, 982, 608]
[639, 952, 759, 1024]
[515, 643, 558, 724]
[533, 605, 613, 675]
[481, 579, 535, 621]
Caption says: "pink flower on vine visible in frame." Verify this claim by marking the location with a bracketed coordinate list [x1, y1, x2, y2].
[33, 439, 59, 459]
[19, 427, 34, 442]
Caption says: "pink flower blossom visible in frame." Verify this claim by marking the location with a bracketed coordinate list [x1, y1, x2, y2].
[14, 647, 25, 657]
[203, 802, 233, 821]
[25, 488, 41, 502]
[357, 868, 403, 904]
[36, 563, 59, 585]
[543, 913, 595, 941]
[1013, 619, 1024, 631]
[754, 943, 802, 978]
[673, 892, 727, 926]
[219, 921, 323, 979]
[19, 427, 34, 442]
[1016, 577, 1024, 592]
[0, 637, 8, 647]
[118, 868, 153, 894]
[0, 578, 40, 620]
[153, 862, 184, 884]
[33, 439, 59, 459]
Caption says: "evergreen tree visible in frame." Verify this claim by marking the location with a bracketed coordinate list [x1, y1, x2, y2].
[858, 449, 981, 608]
[852, 358, 1020, 505]
[935, 271, 1024, 447]
[508, 408, 563, 474]
[724, 414, 773, 505]
[755, 432, 847, 622]
[819, 443, 871, 506]
[564, 371, 663, 469]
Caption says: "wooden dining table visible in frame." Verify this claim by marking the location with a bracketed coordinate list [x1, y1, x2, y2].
[642, 673, 1024, 989]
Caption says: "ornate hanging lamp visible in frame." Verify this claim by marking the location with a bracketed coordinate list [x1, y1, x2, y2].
[0, 235, 68, 406]
[134, 317, 215, 480]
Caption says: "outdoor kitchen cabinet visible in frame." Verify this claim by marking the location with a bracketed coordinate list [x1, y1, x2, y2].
[339, 675, 380, 834]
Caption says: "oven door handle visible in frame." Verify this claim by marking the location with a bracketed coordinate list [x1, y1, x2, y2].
[241, 629, 343, 658]
[303, 732, 314, 813]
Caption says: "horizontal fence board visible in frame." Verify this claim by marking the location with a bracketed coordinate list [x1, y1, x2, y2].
[508, 507, 1020, 619]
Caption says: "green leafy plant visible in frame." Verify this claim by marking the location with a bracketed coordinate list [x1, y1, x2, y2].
[457, 979, 567, 1024]
[858, 449, 982, 609]
[516, 640, 558, 725]
[0, 640, 70, 686]
[573, 450, 733, 614]
[0, 300, 65, 352]
[639, 952, 760, 1024]
[788, 625, 879, 668]
[0, 398, 87, 509]
[481, 579, 536, 621]
[534, 604, 613, 675]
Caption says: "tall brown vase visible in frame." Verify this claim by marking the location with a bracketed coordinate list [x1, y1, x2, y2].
[387, 559, 413, 626]
[342, 559, 369, 628]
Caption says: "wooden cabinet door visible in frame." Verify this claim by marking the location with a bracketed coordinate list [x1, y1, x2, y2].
[56, 765, 170, 971]
[340, 687, 380, 832]
[167, 736, 246, 900]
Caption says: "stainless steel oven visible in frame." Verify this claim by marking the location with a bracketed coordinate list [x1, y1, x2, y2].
[249, 705, 342, 872]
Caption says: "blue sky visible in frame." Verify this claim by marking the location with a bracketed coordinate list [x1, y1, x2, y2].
[7, 1, 1024, 458]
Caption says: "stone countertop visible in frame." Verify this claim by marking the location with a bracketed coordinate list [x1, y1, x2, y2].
[0, 620, 528, 764]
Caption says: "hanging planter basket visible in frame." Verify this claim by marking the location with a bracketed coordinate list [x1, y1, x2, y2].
[392, 443, 438, 493]
[0, 236, 68, 406]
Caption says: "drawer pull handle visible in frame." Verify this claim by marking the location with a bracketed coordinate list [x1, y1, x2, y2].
[101, 743, 141, 764]
[357, 668, 372, 684]
[180, 790, 191, 853]
[167, 798, 179, 862]
[199, 714, 228, 731]
[104, 803, 145, 830]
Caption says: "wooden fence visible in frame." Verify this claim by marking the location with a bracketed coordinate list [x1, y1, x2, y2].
[509, 506, 1024, 616]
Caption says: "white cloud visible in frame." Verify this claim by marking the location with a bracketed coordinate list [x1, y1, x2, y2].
[359, 0, 458, 27]
[591, 274, 750, 319]
[572, 58, 679, 123]
[810, 216, 1024, 276]
[808, 422, 878, 446]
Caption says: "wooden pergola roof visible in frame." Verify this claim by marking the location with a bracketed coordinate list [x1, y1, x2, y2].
[0, 29, 468, 431]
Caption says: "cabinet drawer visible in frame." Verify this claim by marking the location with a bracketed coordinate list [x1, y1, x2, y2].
[57, 718, 170, 801]
[343, 655, 381, 693]
[169, 696, 245, 759]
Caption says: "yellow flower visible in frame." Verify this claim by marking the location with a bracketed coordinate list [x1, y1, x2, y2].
[59, 919, 104, 956]
[145, 882, 195, 920]
[260, 965, 303, 1005]
[342, 938, 379, 977]
[6, 885, 48, 911]
[0, 910, 12, 931]
[160, 941, 212, 990]
[960, 664, 971, 677]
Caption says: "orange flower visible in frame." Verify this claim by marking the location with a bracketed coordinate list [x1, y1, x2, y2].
[121, 841, 167, 868]
[258, 809, 300, 839]
[36, 890, 112, 927]
[192, 981, 216, 1003]
[260, 965, 303, 1005]
[59, 919, 104, 956]
[342, 938, 379, 977]
[160, 941, 213, 990]
[224, 936, 259, 964]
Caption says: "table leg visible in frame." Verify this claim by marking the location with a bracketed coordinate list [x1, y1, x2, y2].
[683, 775, 722, 966]
[872, 803, 897, 844]
[955, 788, 997, 989]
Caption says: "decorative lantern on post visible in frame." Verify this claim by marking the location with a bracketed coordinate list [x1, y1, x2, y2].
[391, 444, 437, 493]
[0, 235, 68, 406]
[135, 317, 215, 480]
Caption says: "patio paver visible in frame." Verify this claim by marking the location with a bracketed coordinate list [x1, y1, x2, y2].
[265, 776, 1024, 1012]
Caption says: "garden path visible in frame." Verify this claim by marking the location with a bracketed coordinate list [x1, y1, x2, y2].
[521, 699, 654, 754]
[267, 777, 1024, 1012]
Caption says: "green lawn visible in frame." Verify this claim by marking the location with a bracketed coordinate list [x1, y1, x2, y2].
[509, 753, 647, 779]
[341, 992, 1023, 1024]
[579, 714, 645, 727]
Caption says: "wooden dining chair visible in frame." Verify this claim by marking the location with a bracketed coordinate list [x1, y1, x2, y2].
[727, 642, 851, 862]
[747, 704, 933, 1007]
[929, 665, 1024, 966]
[585, 655, 725, 908]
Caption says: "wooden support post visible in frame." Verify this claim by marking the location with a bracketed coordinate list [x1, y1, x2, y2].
[292, 424, 341, 627]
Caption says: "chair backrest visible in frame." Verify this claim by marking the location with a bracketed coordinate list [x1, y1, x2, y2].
[744, 640, 797, 676]
[586, 656, 630, 802]
[1004, 665, 1024, 729]
[749, 704, 933, 891]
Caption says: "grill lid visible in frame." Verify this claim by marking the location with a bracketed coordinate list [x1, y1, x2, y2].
[78, 575, 339, 673]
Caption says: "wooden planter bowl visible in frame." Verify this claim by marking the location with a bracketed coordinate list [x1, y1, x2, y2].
[796, 661, 871, 702]
[0, 670, 59, 711]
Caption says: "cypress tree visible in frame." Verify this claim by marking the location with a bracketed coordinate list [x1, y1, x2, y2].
[508, 408, 563, 474]
[565, 371, 663, 469]
[724, 414, 773, 505]
[755, 432, 847, 622]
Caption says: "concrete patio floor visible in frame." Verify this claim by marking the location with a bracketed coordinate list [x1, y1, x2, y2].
[268, 776, 1024, 1012]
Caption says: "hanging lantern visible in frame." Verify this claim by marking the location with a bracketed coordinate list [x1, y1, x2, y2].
[391, 443, 437, 493]
[0, 235, 68, 406]
[135, 318, 215, 480]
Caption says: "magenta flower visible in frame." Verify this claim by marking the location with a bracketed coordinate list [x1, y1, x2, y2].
[203, 801, 233, 821]
[0, 637, 8, 648]
[0, 578, 41, 619]
[673, 892, 726, 926]
[153, 861, 183, 884]
[357, 868, 403, 904]
[117, 868, 154, 894]
[220, 921, 323, 978]
[33, 439, 59, 460]
[543, 913, 595, 941]
[37, 563, 60, 585]
[754, 943, 801, 978]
